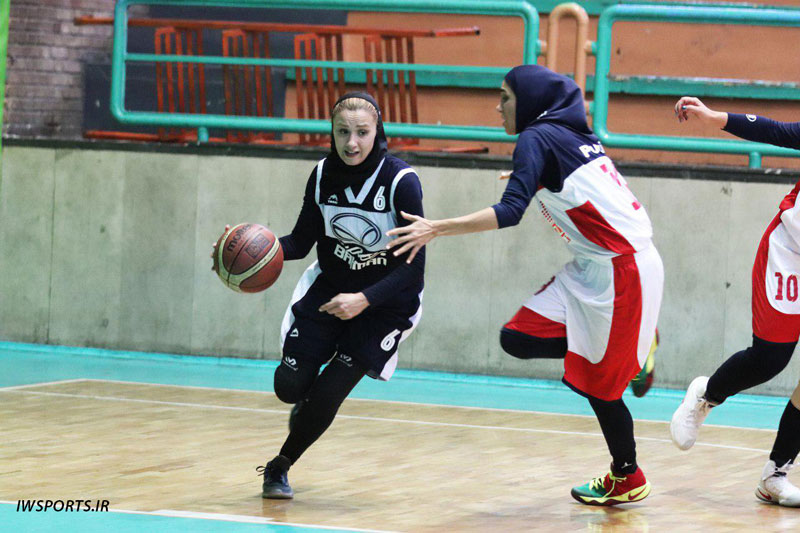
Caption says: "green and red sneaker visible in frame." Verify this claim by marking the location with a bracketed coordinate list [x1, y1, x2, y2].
[571, 465, 651, 506]
[630, 329, 658, 398]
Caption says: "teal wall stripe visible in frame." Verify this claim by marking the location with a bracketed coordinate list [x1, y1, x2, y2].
[0, 341, 788, 429]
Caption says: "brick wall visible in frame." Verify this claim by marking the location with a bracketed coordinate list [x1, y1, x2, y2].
[5, 0, 118, 139]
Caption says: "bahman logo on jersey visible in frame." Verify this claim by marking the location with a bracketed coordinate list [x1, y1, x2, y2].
[330, 213, 382, 247]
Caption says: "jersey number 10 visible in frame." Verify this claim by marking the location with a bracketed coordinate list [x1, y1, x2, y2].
[775, 272, 799, 302]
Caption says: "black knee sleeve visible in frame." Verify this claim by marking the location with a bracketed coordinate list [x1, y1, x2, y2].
[272, 356, 318, 404]
[499, 327, 567, 360]
[706, 335, 797, 404]
[750, 336, 796, 366]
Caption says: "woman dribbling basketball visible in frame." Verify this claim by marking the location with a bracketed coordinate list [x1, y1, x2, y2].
[257, 92, 425, 498]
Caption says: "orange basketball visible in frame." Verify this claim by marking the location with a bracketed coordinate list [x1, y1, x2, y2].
[213, 223, 283, 293]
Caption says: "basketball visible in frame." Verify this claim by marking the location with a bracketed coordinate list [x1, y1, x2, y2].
[213, 223, 283, 293]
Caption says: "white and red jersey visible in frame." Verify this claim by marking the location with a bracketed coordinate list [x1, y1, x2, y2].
[493, 120, 654, 260]
[493, 122, 662, 400]
[753, 179, 800, 343]
[720, 114, 800, 341]
[766, 181, 800, 315]
[778, 180, 800, 251]
[535, 156, 653, 259]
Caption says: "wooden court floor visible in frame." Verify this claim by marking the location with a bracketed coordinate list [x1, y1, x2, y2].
[2, 379, 799, 532]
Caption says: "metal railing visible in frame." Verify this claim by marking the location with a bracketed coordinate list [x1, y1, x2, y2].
[80, 14, 480, 145]
[110, 0, 540, 143]
[107, 1, 800, 167]
[543, 2, 591, 99]
[593, 3, 800, 168]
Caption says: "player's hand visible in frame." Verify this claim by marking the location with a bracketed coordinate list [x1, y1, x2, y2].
[319, 292, 369, 320]
[386, 211, 437, 263]
[674, 96, 727, 128]
[210, 224, 231, 272]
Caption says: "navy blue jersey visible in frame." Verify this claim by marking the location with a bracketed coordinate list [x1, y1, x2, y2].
[725, 113, 800, 150]
[491, 66, 653, 257]
[279, 154, 424, 308]
[493, 123, 607, 228]
[492, 65, 612, 230]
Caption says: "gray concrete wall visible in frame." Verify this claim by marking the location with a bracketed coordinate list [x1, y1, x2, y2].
[1, 145, 798, 395]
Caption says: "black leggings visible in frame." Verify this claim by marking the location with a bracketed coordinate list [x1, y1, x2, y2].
[771, 401, 800, 466]
[499, 327, 568, 360]
[273, 354, 366, 464]
[705, 335, 797, 405]
[706, 335, 799, 465]
[500, 327, 638, 473]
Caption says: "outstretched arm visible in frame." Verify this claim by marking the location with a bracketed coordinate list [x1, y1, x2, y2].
[386, 207, 499, 263]
[674, 96, 728, 128]
[387, 132, 545, 263]
[675, 96, 800, 150]
[724, 114, 800, 151]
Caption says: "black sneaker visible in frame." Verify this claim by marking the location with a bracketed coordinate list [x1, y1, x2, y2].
[257, 455, 293, 499]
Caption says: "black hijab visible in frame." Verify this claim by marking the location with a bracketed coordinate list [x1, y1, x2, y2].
[504, 65, 592, 135]
[321, 92, 388, 198]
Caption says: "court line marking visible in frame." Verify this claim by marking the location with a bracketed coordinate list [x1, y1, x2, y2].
[0, 501, 395, 533]
[0, 388, 771, 454]
[145, 510, 275, 524]
[75, 378, 277, 394]
[5, 377, 778, 433]
[126, 509, 397, 532]
[0, 378, 87, 391]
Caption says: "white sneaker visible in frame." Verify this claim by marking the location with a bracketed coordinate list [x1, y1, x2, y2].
[670, 376, 712, 450]
[755, 460, 800, 507]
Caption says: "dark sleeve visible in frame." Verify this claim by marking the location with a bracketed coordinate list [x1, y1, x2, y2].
[278, 170, 323, 261]
[491, 132, 548, 228]
[362, 173, 425, 307]
[724, 113, 800, 150]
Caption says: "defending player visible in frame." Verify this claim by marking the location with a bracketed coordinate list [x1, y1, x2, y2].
[255, 93, 424, 498]
[387, 65, 663, 506]
[670, 96, 800, 507]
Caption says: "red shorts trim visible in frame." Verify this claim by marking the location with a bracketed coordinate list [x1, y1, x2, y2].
[504, 306, 566, 339]
[752, 215, 800, 344]
[563, 254, 643, 401]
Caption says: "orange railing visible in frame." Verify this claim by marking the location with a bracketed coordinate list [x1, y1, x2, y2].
[542, 3, 592, 113]
[76, 15, 480, 148]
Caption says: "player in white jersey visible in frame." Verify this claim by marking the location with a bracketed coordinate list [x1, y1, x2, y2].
[388, 65, 663, 506]
[239, 93, 425, 499]
[670, 96, 800, 507]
